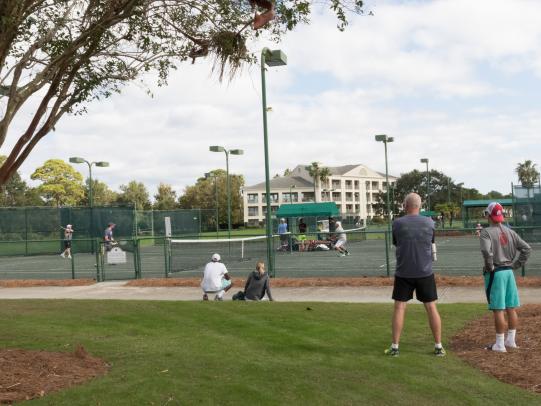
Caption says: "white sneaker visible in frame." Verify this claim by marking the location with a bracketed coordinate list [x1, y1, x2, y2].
[504, 341, 518, 349]
[68, 255, 72, 259]
[485, 343, 507, 352]
[60, 253, 65, 258]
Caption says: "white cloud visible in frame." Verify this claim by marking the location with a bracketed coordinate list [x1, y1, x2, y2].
[3, 0, 541, 199]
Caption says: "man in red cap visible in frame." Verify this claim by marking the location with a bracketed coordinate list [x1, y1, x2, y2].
[480, 202, 531, 352]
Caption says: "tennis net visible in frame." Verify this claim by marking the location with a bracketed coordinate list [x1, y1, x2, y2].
[169, 235, 270, 273]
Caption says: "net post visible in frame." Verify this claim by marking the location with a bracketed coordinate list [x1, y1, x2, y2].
[241, 239, 245, 259]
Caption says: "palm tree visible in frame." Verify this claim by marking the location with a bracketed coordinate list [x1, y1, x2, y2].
[516, 160, 540, 199]
[516, 160, 539, 188]
[306, 162, 332, 202]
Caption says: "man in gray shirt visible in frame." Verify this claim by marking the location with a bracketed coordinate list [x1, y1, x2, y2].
[385, 193, 445, 357]
[480, 202, 531, 352]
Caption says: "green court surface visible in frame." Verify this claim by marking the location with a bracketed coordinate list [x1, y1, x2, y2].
[1, 231, 539, 280]
[0, 301, 539, 405]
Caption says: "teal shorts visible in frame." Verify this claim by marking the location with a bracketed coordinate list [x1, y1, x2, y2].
[484, 269, 520, 310]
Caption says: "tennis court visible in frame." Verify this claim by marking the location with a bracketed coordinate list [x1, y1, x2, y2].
[1, 229, 539, 280]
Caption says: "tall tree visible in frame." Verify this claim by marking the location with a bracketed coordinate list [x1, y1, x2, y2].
[179, 169, 244, 227]
[306, 162, 331, 202]
[81, 178, 118, 206]
[0, 1, 364, 185]
[516, 160, 540, 188]
[0, 155, 30, 206]
[117, 180, 151, 209]
[154, 183, 178, 210]
[30, 159, 85, 206]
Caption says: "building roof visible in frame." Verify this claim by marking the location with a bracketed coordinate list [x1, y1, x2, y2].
[276, 202, 339, 218]
[244, 176, 313, 191]
[329, 165, 359, 175]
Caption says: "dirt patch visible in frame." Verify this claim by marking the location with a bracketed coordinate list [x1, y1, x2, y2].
[450, 304, 541, 394]
[125, 275, 541, 288]
[0, 345, 108, 404]
[0, 279, 95, 288]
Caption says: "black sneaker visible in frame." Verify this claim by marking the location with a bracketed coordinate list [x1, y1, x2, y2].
[434, 347, 446, 357]
[384, 346, 399, 357]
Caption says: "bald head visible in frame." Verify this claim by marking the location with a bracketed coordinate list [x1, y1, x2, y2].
[404, 193, 422, 214]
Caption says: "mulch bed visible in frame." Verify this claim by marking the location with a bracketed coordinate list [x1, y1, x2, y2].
[125, 275, 541, 288]
[450, 304, 541, 394]
[0, 345, 108, 404]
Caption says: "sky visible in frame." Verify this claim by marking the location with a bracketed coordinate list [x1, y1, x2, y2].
[5, 0, 541, 199]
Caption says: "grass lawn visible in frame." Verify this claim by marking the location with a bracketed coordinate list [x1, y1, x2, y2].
[0, 301, 538, 405]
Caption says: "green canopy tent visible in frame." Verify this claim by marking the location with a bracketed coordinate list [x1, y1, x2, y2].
[275, 202, 339, 233]
[462, 199, 513, 228]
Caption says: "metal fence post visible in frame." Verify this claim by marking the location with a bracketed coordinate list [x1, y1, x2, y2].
[94, 238, 101, 282]
[384, 230, 390, 277]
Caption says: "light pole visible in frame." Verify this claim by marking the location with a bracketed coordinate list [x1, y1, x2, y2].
[69, 157, 109, 247]
[289, 184, 296, 203]
[261, 47, 287, 277]
[209, 146, 243, 240]
[69, 157, 109, 208]
[375, 134, 394, 277]
[420, 158, 430, 211]
[205, 172, 219, 238]
[447, 177, 451, 204]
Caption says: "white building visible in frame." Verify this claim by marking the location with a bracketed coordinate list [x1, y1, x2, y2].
[242, 164, 397, 226]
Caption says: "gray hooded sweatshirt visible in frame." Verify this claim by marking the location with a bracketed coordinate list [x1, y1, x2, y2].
[244, 271, 273, 301]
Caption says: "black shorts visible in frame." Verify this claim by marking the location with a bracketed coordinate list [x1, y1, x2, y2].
[392, 274, 438, 303]
[64, 240, 72, 249]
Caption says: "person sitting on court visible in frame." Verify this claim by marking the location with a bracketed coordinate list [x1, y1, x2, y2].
[243, 261, 273, 301]
[333, 221, 349, 257]
[201, 253, 232, 301]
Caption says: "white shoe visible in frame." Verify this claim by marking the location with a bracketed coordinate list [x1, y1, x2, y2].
[504, 341, 518, 349]
[68, 255, 72, 259]
[60, 253, 65, 258]
[485, 343, 507, 352]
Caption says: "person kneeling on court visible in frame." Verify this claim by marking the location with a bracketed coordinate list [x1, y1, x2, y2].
[239, 261, 273, 301]
[201, 253, 232, 301]
[385, 193, 445, 357]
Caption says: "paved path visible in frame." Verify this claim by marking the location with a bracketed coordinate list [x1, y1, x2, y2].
[2, 282, 541, 303]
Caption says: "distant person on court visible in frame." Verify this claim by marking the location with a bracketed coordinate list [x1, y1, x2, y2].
[480, 202, 531, 352]
[201, 253, 232, 301]
[60, 224, 73, 259]
[277, 218, 288, 251]
[243, 261, 274, 301]
[104, 223, 115, 251]
[298, 218, 307, 251]
[385, 192, 445, 357]
[476, 223, 483, 237]
[334, 221, 349, 257]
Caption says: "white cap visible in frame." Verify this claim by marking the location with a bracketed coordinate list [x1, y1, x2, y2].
[211, 253, 221, 262]
[66, 224, 72, 229]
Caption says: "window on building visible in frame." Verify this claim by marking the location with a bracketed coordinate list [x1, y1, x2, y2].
[262, 193, 279, 203]
[354, 180, 359, 189]
[332, 180, 341, 189]
[283, 192, 298, 203]
[345, 180, 352, 190]
[302, 192, 315, 202]
[346, 192, 353, 201]
[248, 207, 259, 216]
[247, 194, 258, 204]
